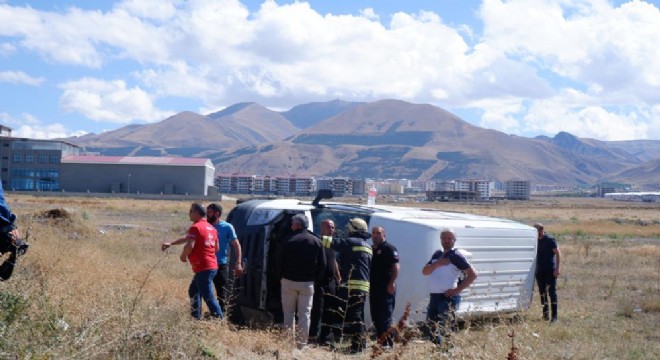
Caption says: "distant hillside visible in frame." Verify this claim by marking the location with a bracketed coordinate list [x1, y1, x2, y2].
[67, 103, 299, 151]
[64, 99, 660, 189]
[608, 158, 660, 188]
[281, 99, 362, 129]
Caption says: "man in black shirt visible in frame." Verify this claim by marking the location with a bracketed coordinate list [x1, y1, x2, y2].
[534, 223, 561, 322]
[369, 226, 400, 348]
[309, 219, 341, 344]
[279, 214, 326, 349]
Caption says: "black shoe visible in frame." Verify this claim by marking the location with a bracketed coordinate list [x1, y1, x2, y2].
[550, 317, 558, 323]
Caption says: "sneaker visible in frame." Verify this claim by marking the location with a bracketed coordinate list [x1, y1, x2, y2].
[550, 318, 558, 323]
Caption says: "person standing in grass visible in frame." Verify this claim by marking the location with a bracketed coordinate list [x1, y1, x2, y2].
[534, 222, 561, 322]
[279, 214, 327, 350]
[161, 203, 223, 320]
[321, 217, 372, 354]
[206, 203, 243, 315]
[310, 219, 341, 346]
[422, 228, 477, 346]
[369, 225, 399, 349]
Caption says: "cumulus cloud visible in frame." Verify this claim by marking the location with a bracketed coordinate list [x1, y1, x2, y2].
[59, 78, 174, 123]
[1, 0, 659, 140]
[0, 112, 87, 139]
[0, 70, 44, 85]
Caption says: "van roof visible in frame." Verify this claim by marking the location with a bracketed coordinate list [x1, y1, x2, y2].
[250, 199, 532, 231]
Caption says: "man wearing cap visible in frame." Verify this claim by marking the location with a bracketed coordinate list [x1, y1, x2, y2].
[321, 217, 372, 353]
[534, 223, 561, 322]
[279, 214, 327, 349]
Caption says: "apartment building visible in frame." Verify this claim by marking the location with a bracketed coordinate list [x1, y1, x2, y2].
[506, 180, 531, 200]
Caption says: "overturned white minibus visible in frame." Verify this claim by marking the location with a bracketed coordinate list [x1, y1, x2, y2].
[226, 191, 537, 325]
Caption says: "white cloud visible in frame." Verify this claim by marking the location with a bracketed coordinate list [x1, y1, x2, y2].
[0, 112, 87, 139]
[115, 0, 181, 21]
[0, 42, 16, 56]
[0, 0, 659, 140]
[524, 100, 650, 141]
[468, 97, 525, 133]
[0, 70, 44, 85]
[479, 0, 660, 100]
[59, 78, 174, 123]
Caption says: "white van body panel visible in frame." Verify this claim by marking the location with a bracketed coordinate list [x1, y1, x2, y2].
[239, 200, 537, 323]
[369, 210, 537, 322]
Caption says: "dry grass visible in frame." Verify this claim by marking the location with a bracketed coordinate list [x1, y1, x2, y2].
[1, 194, 658, 359]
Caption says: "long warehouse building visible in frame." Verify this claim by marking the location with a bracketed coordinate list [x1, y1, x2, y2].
[60, 155, 215, 195]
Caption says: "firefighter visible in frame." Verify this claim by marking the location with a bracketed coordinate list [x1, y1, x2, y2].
[321, 217, 372, 353]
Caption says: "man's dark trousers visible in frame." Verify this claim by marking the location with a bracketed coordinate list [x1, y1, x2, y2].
[370, 288, 395, 347]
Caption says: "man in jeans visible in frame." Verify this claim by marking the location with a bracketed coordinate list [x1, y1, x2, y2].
[161, 203, 223, 319]
[279, 214, 326, 349]
[422, 228, 477, 346]
[534, 222, 561, 322]
[207, 203, 243, 314]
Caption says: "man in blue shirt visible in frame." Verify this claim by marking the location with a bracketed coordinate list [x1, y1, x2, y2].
[534, 223, 561, 322]
[206, 203, 243, 313]
[0, 180, 22, 280]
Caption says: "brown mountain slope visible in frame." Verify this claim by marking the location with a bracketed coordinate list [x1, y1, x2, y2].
[68, 104, 298, 150]
[63, 99, 658, 187]
[216, 100, 649, 185]
[608, 158, 660, 188]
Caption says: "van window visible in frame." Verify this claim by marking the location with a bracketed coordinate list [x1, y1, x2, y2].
[310, 208, 371, 238]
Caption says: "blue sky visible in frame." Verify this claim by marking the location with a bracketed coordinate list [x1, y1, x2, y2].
[1, 0, 659, 141]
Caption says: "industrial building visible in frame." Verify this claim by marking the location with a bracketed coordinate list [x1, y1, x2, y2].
[60, 155, 215, 196]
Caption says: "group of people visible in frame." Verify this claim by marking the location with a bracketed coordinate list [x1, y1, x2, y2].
[161, 203, 242, 320]
[281, 216, 399, 353]
[162, 203, 562, 353]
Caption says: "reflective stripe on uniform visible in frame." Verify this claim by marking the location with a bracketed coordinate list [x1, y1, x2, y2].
[352, 246, 372, 255]
[347, 279, 370, 292]
[322, 235, 333, 248]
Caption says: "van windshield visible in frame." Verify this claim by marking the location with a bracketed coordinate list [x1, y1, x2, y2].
[311, 208, 372, 239]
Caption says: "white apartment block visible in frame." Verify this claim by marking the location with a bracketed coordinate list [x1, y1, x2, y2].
[454, 179, 493, 199]
[506, 180, 531, 200]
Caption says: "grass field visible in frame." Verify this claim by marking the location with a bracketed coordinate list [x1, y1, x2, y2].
[1, 194, 658, 359]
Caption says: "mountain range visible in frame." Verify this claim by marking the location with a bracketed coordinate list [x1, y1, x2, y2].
[65, 99, 660, 189]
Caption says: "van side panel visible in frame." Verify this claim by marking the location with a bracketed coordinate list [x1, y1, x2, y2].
[369, 215, 537, 323]
[369, 218, 441, 323]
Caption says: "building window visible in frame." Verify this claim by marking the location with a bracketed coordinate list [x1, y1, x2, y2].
[49, 155, 59, 164]
[25, 155, 34, 163]
[38, 155, 47, 164]
[12, 154, 21, 163]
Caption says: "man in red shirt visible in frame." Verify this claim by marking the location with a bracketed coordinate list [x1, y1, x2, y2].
[162, 203, 223, 319]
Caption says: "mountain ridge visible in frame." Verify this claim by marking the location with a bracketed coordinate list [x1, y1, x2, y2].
[63, 99, 660, 189]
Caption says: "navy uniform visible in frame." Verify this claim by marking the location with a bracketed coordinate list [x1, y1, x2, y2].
[370, 240, 399, 347]
[321, 218, 372, 353]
